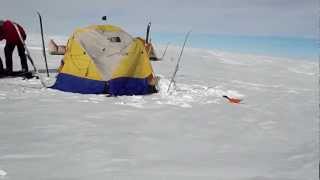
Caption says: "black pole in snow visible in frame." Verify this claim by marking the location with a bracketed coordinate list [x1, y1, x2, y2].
[146, 22, 151, 44]
[37, 12, 49, 77]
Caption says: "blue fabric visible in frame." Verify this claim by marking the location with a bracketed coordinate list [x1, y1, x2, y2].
[108, 77, 150, 96]
[51, 73, 107, 94]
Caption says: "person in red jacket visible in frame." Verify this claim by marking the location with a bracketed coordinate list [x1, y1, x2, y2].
[0, 20, 28, 74]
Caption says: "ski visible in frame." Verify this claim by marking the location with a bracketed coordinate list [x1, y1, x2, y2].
[167, 30, 191, 93]
[0, 71, 36, 79]
[37, 11, 49, 77]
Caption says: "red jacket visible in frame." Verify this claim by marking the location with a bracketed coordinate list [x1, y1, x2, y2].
[0, 20, 26, 44]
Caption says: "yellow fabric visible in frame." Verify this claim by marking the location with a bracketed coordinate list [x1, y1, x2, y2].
[73, 25, 122, 35]
[60, 36, 103, 80]
[112, 39, 153, 79]
[136, 37, 157, 60]
[94, 25, 122, 32]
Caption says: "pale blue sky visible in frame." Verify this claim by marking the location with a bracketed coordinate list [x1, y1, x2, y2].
[0, 0, 317, 38]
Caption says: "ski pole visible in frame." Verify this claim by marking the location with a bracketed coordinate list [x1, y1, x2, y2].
[13, 23, 47, 87]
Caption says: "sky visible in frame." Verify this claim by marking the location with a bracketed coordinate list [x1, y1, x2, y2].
[0, 0, 318, 38]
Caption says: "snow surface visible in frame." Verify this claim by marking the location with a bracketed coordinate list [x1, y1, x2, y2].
[0, 44, 318, 180]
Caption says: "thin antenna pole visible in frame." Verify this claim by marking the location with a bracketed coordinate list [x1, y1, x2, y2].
[160, 42, 170, 59]
[167, 30, 191, 93]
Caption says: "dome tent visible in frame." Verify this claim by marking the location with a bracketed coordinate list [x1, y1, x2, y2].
[51, 24, 157, 96]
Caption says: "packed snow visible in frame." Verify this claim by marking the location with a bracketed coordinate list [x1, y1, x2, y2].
[0, 42, 317, 180]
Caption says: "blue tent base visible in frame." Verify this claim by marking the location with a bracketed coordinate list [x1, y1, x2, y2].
[51, 73, 156, 96]
[108, 77, 150, 96]
[51, 73, 107, 94]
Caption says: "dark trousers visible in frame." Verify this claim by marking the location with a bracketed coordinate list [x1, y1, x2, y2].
[4, 43, 28, 72]
[0, 56, 3, 73]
